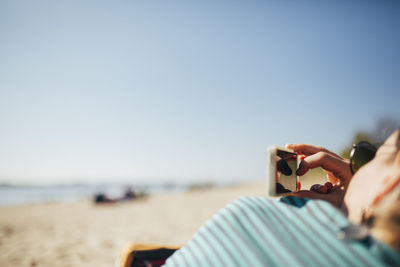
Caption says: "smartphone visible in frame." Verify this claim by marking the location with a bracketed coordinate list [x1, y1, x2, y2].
[266, 146, 299, 196]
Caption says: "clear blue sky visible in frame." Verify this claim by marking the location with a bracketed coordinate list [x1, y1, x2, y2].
[0, 0, 399, 185]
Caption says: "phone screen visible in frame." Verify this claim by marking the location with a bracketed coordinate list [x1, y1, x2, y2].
[275, 149, 298, 194]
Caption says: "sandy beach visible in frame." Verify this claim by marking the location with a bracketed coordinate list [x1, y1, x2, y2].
[0, 183, 267, 267]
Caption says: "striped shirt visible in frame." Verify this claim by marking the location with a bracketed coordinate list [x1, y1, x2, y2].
[163, 196, 400, 267]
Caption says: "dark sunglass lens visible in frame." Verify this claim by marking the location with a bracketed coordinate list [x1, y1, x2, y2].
[352, 145, 377, 173]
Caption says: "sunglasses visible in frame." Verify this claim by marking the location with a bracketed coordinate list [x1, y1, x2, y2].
[349, 141, 378, 174]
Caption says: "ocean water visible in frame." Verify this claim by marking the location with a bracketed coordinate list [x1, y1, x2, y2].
[0, 184, 185, 206]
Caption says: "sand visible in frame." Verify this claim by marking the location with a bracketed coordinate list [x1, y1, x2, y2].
[0, 183, 267, 267]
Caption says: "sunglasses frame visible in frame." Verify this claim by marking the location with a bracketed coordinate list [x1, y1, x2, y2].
[349, 141, 378, 175]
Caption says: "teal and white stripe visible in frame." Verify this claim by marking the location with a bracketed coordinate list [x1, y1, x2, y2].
[164, 196, 400, 267]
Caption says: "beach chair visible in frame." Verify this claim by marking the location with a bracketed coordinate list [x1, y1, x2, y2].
[120, 243, 180, 267]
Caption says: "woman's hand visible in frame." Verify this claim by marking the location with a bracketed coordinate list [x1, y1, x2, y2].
[287, 143, 352, 186]
[293, 182, 346, 207]
[286, 143, 353, 207]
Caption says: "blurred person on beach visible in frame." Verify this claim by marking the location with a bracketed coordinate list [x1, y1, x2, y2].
[94, 187, 138, 204]
[163, 129, 400, 266]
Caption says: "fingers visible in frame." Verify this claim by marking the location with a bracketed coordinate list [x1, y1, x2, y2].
[286, 143, 352, 184]
[310, 182, 333, 194]
[296, 151, 352, 183]
[286, 143, 338, 157]
[289, 185, 345, 207]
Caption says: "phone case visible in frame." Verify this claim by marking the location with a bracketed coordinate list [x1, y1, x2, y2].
[266, 145, 298, 196]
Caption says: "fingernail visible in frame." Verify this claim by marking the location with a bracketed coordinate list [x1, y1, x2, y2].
[310, 184, 321, 191]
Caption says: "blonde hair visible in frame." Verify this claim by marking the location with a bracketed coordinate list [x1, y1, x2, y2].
[363, 129, 400, 252]
[366, 184, 400, 253]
